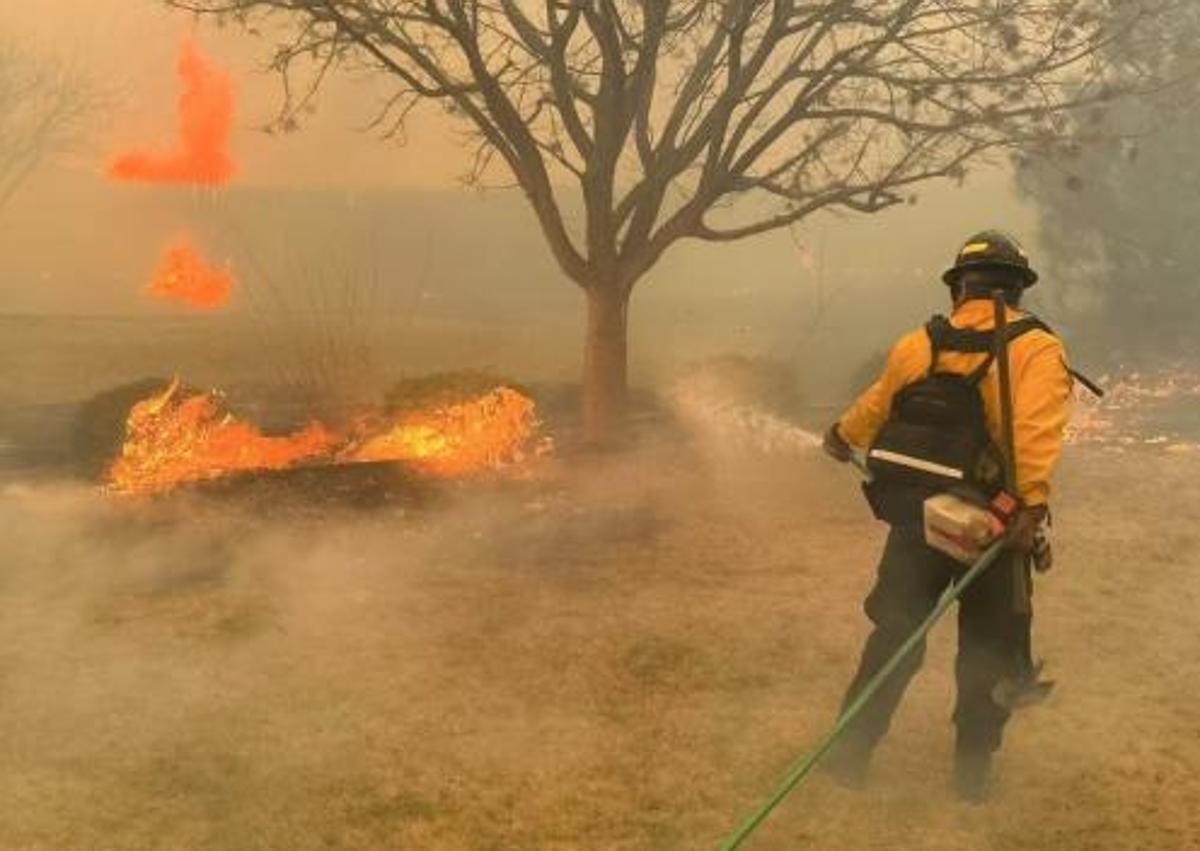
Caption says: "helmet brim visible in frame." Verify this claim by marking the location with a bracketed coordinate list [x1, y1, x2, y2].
[942, 260, 1039, 288]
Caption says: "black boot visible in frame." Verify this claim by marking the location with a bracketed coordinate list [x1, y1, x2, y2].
[821, 738, 873, 790]
[953, 747, 992, 804]
[992, 659, 1055, 710]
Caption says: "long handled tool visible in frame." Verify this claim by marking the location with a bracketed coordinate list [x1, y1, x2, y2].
[991, 292, 1026, 616]
[991, 291, 1054, 709]
[718, 538, 1008, 851]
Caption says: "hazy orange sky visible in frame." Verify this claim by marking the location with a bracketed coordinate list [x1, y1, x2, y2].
[2, 0, 470, 189]
[0, 1, 1042, 321]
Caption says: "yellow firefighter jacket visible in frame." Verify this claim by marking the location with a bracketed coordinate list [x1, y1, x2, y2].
[836, 299, 1073, 506]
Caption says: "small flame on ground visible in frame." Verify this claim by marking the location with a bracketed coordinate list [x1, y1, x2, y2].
[106, 381, 547, 495]
[147, 240, 233, 309]
[108, 38, 236, 186]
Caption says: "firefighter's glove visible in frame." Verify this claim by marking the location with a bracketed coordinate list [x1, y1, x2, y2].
[823, 424, 852, 463]
[1006, 504, 1049, 556]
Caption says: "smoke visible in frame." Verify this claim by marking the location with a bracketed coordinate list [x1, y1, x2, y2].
[0, 450, 739, 847]
[0, 476, 499, 845]
[147, 238, 235, 309]
[2, 391, 1199, 847]
[108, 38, 235, 186]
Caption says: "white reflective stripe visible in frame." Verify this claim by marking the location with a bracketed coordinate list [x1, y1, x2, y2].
[869, 449, 965, 480]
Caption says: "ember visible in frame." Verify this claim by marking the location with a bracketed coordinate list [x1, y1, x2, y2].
[106, 379, 547, 495]
[147, 240, 233, 309]
[1065, 366, 1200, 450]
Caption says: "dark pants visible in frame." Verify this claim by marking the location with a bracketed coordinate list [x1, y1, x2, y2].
[839, 528, 1027, 756]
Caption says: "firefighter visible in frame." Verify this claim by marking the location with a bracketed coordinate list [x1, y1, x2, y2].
[820, 231, 1073, 802]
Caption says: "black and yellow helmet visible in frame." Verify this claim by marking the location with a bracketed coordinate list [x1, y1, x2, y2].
[942, 230, 1039, 288]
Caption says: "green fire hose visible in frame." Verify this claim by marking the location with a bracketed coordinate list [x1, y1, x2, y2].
[718, 538, 1008, 851]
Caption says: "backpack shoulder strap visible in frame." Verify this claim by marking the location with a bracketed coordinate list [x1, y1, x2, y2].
[926, 313, 1066, 386]
[924, 315, 953, 377]
[1007, 315, 1053, 341]
[936, 314, 1051, 351]
[963, 318, 1045, 385]
[936, 324, 992, 354]
[926, 314, 996, 384]
[1009, 315, 1106, 397]
[964, 351, 996, 386]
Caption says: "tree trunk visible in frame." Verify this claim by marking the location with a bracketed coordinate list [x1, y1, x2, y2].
[581, 284, 629, 448]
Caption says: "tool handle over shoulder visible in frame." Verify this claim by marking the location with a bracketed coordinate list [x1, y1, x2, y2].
[992, 291, 1018, 494]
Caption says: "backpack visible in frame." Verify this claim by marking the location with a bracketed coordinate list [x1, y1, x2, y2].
[861, 314, 1054, 528]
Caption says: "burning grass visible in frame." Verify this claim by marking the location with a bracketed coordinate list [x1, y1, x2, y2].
[105, 376, 550, 496]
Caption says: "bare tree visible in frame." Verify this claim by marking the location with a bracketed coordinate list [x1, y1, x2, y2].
[171, 0, 1165, 444]
[0, 43, 92, 212]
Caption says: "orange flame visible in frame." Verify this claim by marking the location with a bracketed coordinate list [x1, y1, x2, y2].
[344, 388, 541, 476]
[107, 379, 337, 495]
[147, 240, 233, 309]
[109, 39, 236, 186]
[106, 381, 547, 495]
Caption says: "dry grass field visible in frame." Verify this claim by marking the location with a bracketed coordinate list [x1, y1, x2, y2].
[2, 429, 1197, 850]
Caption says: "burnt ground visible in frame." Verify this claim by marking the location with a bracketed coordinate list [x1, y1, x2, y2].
[0, 434, 1197, 850]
